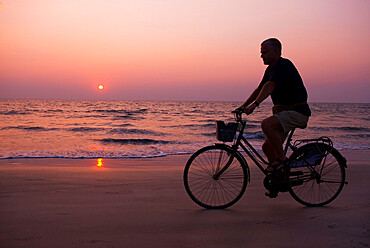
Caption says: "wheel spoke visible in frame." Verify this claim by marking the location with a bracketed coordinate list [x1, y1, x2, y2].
[288, 143, 346, 207]
[184, 146, 248, 209]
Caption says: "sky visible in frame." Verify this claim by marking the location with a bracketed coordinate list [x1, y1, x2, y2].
[0, 0, 369, 102]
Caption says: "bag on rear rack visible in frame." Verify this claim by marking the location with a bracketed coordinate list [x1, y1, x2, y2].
[290, 144, 328, 168]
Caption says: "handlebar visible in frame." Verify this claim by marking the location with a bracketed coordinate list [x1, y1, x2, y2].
[231, 108, 244, 122]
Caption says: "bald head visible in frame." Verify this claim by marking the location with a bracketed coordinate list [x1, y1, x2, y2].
[261, 38, 282, 56]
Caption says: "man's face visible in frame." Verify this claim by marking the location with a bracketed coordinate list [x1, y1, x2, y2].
[260, 44, 279, 65]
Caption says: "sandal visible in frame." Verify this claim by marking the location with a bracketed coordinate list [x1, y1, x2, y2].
[265, 158, 289, 173]
[265, 190, 278, 198]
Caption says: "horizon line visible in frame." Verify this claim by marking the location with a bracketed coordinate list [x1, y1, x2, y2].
[0, 97, 369, 104]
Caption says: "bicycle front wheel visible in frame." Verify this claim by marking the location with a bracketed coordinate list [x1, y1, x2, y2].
[184, 145, 248, 209]
[288, 143, 346, 207]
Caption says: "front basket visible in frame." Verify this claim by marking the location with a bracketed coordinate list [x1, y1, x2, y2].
[216, 121, 238, 142]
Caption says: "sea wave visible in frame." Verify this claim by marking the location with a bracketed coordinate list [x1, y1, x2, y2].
[201, 132, 216, 137]
[1, 126, 59, 131]
[92, 108, 148, 114]
[339, 134, 370, 139]
[68, 127, 105, 132]
[108, 128, 163, 135]
[98, 138, 175, 145]
[112, 115, 141, 120]
[0, 110, 29, 115]
[310, 126, 370, 132]
[45, 109, 63, 113]
[182, 124, 214, 128]
[0, 152, 170, 160]
[243, 131, 265, 140]
[114, 123, 134, 127]
[1, 100, 369, 159]
[1, 145, 368, 160]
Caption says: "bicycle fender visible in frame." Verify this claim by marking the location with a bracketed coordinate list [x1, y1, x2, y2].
[213, 143, 232, 150]
[214, 143, 251, 182]
[337, 151, 347, 168]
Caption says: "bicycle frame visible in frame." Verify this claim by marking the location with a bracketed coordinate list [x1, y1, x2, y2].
[184, 111, 347, 208]
[214, 111, 297, 179]
[236, 119, 296, 175]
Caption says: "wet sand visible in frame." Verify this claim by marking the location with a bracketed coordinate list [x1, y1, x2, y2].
[0, 150, 369, 248]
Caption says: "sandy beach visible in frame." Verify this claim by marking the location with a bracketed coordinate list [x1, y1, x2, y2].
[0, 150, 369, 248]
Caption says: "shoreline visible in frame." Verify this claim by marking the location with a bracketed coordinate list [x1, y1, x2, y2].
[0, 149, 370, 168]
[0, 150, 369, 248]
[0, 148, 368, 160]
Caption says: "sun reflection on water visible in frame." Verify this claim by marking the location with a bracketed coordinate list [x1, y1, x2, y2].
[97, 158, 103, 167]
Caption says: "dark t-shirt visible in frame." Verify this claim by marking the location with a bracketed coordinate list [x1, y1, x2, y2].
[258, 57, 311, 116]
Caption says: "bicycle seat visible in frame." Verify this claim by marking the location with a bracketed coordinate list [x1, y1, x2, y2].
[289, 124, 306, 136]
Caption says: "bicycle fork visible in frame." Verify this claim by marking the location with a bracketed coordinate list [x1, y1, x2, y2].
[213, 150, 236, 180]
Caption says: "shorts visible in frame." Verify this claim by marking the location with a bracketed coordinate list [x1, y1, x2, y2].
[274, 110, 309, 141]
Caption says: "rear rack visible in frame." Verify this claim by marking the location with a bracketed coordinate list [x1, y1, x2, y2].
[289, 137, 334, 168]
[294, 136, 333, 150]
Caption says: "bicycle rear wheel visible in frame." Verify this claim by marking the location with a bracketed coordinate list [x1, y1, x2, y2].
[184, 145, 248, 209]
[288, 143, 346, 207]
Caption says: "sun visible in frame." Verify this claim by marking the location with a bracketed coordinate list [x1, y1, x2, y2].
[98, 84, 104, 90]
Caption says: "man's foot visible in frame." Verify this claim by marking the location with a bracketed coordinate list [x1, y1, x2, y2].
[265, 158, 289, 173]
[265, 190, 278, 198]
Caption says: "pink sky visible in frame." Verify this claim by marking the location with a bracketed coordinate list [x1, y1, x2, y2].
[0, 0, 369, 102]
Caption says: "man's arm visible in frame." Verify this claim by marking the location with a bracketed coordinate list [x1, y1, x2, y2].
[239, 87, 261, 109]
[243, 81, 276, 114]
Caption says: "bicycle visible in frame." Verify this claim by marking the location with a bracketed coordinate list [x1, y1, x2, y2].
[183, 109, 348, 209]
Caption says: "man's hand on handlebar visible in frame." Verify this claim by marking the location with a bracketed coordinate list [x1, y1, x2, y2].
[234, 103, 257, 115]
[243, 104, 256, 115]
[232, 107, 243, 114]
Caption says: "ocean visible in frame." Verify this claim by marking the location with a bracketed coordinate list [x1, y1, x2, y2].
[0, 99, 369, 159]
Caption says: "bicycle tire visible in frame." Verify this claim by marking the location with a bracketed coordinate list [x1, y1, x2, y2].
[288, 143, 346, 207]
[184, 145, 248, 209]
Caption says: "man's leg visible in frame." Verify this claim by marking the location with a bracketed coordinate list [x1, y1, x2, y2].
[262, 140, 276, 164]
[261, 116, 287, 197]
[261, 116, 286, 162]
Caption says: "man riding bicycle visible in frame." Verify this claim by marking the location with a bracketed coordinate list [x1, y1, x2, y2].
[184, 41, 346, 205]
[239, 38, 311, 180]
